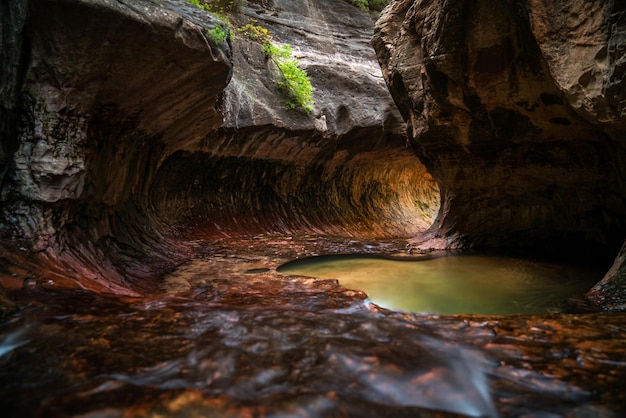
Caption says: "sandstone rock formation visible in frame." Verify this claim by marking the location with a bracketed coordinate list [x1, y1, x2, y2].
[0, 0, 439, 293]
[373, 0, 626, 307]
[152, 0, 439, 240]
[1, 0, 233, 293]
[2, 0, 625, 309]
[3, 1, 626, 415]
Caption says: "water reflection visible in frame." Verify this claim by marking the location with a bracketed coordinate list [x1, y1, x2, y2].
[277, 254, 603, 314]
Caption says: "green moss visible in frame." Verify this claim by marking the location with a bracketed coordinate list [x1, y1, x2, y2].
[186, 0, 247, 15]
[187, 0, 211, 12]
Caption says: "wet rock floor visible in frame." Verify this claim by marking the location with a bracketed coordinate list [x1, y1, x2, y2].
[1, 234, 626, 417]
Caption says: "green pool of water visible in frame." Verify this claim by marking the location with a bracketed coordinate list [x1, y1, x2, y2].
[277, 254, 604, 315]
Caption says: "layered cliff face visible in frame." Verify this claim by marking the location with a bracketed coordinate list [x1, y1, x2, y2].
[373, 0, 626, 306]
[152, 0, 439, 240]
[0, 0, 439, 294]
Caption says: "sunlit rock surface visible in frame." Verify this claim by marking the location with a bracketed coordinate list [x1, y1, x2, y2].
[372, 0, 626, 306]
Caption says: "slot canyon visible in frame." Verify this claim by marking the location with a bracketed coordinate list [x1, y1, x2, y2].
[1, 0, 625, 416]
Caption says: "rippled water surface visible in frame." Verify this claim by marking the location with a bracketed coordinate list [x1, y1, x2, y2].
[1, 283, 624, 417]
[0, 290, 500, 417]
[278, 254, 603, 314]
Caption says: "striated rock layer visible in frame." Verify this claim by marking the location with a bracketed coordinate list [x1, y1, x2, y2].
[1, 1, 626, 415]
[151, 0, 440, 240]
[373, 0, 626, 307]
[0, 0, 439, 294]
[1, 0, 625, 306]
[1, 0, 233, 293]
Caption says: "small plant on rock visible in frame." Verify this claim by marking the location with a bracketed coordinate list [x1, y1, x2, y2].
[186, 0, 247, 15]
[208, 24, 229, 44]
[187, 0, 211, 12]
[262, 42, 314, 114]
[237, 21, 272, 43]
[345, 0, 390, 12]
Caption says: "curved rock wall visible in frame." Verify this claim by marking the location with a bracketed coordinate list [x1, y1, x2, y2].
[153, 146, 437, 239]
[10, 0, 623, 307]
[0, 0, 28, 186]
[1, 0, 232, 293]
[373, 0, 626, 260]
[150, 0, 440, 239]
[373, 0, 626, 307]
[0, 0, 439, 293]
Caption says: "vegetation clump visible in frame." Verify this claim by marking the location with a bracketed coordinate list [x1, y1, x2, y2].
[237, 22, 272, 43]
[184, 0, 242, 44]
[180, 1, 314, 114]
[208, 24, 229, 44]
[262, 41, 314, 114]
[187, 0, 247, 14]
[346, 0, 390, 12]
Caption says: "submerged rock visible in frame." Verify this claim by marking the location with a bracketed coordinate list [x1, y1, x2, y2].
[1, 278, 625, 417]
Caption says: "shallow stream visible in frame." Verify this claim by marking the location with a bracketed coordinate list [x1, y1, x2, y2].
[0, 238, 624, 417]
[2, 287, 625, 418]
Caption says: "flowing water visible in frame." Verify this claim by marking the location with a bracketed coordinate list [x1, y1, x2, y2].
[277, 254, 603, 314]
[0, 251, 622, 417]
[0, 289, 502, 417]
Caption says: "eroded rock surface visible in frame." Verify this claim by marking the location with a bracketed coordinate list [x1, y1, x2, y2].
[1, 0, 232, 293]
[1, 0, 439, 294]
[1, 1, 626, 415]
[151, 0, 439, 240]
[373, 0, 626, 306]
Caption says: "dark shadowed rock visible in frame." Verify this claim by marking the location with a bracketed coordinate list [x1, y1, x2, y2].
[372, 0, 626, 306]
[1, 0, 232, 293]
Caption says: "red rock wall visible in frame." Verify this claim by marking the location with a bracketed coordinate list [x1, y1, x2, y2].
[0, 0, 439, 294]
